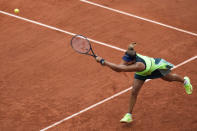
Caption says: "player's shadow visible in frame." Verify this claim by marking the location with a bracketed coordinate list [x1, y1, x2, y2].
[121, 121, 136, 128]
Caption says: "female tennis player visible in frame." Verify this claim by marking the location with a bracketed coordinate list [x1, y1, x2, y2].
[95, 43, 193, 123]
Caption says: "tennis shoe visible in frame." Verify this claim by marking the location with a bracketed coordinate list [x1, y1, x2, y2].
[120, 113, 133, 123]
[184, 76, 193, 95]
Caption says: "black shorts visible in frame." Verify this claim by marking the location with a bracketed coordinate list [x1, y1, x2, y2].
[134, 69, 171, 81]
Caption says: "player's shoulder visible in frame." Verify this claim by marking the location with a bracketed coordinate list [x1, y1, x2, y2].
[135, 62, 146, 71]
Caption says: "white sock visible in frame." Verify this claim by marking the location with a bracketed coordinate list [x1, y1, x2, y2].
[127, 113, 132, 116]
[184, 79, 188, 85]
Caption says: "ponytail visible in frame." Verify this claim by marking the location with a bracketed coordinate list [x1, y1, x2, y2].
[128, 42, 136, 51]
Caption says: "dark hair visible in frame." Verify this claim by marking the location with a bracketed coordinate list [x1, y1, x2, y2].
[128, 42, 136, 50]
[125, 43, 136, 60]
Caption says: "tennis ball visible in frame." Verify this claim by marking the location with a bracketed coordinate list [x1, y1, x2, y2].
[14, 8, 19, 14]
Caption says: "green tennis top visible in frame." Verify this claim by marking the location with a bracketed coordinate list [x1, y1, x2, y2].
[135, 54, 174, 76]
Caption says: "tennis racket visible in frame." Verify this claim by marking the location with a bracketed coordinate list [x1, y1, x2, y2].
[70, 35, 97, 58]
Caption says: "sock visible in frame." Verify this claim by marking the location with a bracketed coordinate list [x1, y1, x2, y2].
[127, 113, 132, 116]
[184, 79, 188, 85]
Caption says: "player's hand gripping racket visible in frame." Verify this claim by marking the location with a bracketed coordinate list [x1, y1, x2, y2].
[71, 35, 97, 58]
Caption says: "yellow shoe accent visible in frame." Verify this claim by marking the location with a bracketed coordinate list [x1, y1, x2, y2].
[184, 76, 193, 95]
[120, 113, 133, 123]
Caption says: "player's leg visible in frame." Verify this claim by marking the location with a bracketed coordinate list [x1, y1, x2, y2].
[128, 78, 145, 113]
[161, 72, 193, 94]
[120, 78, 145, 123]
[161, 72, 184, 83]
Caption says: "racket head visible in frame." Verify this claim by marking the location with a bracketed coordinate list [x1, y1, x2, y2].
[71, 35, 91, 54]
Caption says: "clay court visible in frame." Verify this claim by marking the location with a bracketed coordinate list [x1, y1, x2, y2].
[0, 0, 197, 131]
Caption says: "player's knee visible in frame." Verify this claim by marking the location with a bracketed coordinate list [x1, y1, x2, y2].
[171, 74, 178, 81]
[163, 73, 177, 82]
[132, 88, 139, 96]
[167, 78, 174, 82]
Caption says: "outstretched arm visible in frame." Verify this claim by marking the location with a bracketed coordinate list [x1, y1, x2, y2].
[96, 56, 145, 72]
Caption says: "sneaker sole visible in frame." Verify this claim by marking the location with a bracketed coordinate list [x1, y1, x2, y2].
[120, 120, 133, 123]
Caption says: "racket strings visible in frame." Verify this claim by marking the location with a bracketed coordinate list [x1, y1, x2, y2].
[71, 36, 90, 54]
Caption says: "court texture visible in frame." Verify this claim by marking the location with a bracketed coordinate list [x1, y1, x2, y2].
[0, 0, 197, 131]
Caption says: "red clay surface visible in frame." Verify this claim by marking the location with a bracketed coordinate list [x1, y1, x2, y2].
[0, 0, 197, 131]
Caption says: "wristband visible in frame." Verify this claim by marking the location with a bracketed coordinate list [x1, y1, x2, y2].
[100, 59, 105, 65]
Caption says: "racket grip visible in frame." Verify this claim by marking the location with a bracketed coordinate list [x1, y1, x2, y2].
[94, 54, 97, 58]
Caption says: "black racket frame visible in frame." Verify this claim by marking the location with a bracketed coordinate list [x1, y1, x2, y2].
[71, 34, 97, 58]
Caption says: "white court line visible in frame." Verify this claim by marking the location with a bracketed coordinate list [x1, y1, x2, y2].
[80, 0, 197, 37]
[40, 55, 197, 131]
[0, 10, 125, 52]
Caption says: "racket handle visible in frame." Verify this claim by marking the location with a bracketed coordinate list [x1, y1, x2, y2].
[93, 54, 97, 58]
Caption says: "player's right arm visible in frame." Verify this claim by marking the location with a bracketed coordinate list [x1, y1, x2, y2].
[104, 60, 145, 72]
[96, 56, 145, 72]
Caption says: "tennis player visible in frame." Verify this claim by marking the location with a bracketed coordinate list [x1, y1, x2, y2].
[95, 43, 193, 123]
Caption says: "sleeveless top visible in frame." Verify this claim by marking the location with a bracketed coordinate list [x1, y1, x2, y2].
[135, 54, 174, 76]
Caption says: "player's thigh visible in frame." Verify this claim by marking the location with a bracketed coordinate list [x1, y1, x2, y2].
[132, 78, 145, 94]
[161, 72, 175, 81]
